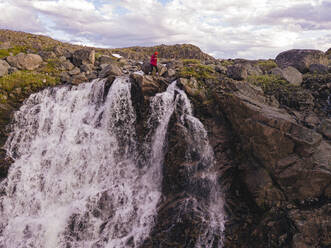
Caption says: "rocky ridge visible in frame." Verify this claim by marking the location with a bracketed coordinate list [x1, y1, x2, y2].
[0, 29, 331, 247]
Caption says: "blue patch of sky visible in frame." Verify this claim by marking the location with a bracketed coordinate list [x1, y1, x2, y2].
[37, 13, 55, 30]
[157, 0, 173, 6]
[88, 0, 129, 15]
[114, 6, 130, 15]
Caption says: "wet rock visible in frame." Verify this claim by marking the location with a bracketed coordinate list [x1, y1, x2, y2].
[71, 73, 88, 85]
[309, 63, 328, 74]
[177, 77, 206, 101]
[275, 49, 328, 73]
[6, 53, 43, 70]
[87, 72, 97, 81]
[99, 63, 122, 78]
[130, 74, 161, 97]
[271, 66, 303, 86]
[0, 60, 10, 77]
[72, 49, 95, 67]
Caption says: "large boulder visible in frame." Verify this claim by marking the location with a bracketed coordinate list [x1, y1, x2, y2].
[130, 73, 167, 98]
[142, 61, 152, 74]
[275, 49, 328, 73]
[98, 63, 122, 78]
[271, 66, 303, 86]
[99, 55, 114, 64]
[0, 60, 10, 77]
[72, 49, 95, 67]
[6, 53, 43, 70]
[227, 63, 262, 80]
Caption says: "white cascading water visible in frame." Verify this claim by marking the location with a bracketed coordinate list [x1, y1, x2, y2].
[0, 77, 225, 248]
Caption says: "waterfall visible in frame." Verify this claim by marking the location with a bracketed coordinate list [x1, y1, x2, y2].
[0, 77, 225, 247]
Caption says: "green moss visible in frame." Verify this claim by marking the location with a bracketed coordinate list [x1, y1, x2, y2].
[95, 52, 103, 59]
[0, 45, 28, 59]
[39, 58, 62, 75]
[257, 60, 277, 72]
[179, 64, 216, 81]
[247, 74, 288, 90]
[182, 59, 200, 65]
[248, 75, 312, 110]
[0, 71, 59, 97]
[219, 60, 234, 67]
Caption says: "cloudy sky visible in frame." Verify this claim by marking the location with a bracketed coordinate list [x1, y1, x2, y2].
[0, 0, 330, 59]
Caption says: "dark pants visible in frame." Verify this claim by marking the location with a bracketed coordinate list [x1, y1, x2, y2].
[151, 64, 158, 73]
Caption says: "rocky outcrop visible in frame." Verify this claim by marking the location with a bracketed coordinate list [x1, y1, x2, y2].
[275, 49, 328, 73]
[6, 53, 43, 70]
[211, 79, 331, 247]
[227, 63, 262, 80]
[72, 49, 95, 67]
[271, 66, 303, 86]
[0, 60, 10, 77]
[130, 73, 168, 98]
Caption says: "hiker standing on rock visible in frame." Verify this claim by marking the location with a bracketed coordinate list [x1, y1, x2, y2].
[150, 51, 158, 75]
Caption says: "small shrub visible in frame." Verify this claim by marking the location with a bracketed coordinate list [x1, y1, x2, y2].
[0, 71, 59, 94]
[257, 60, 277, 72]
[182, 59, 200, 65]
[95, 52, 103, 59]
[248, 75, 312, 110]
[247, 74, 288, 90]
[219, 60, 234, 67]
[179, 64, 216, 81]
[39, 58, 61, 75]
[0, 45, 28, 59]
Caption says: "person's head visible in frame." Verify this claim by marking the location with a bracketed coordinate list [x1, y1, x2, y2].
[154, 51, 158, 56]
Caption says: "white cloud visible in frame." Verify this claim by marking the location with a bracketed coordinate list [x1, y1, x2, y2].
[0, 0, 330, 59]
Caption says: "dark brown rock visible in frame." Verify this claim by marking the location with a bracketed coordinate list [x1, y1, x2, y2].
[71, 73, 88, 85]
[98, 63, 122, 78]
[72, 49, 95, 67]
[275, 49, 328, 73]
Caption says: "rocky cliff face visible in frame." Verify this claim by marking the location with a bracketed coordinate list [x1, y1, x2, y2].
[0, 30, 330, 247]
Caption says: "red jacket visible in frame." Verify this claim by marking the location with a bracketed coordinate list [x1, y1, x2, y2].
[150, 55, 157, 66]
